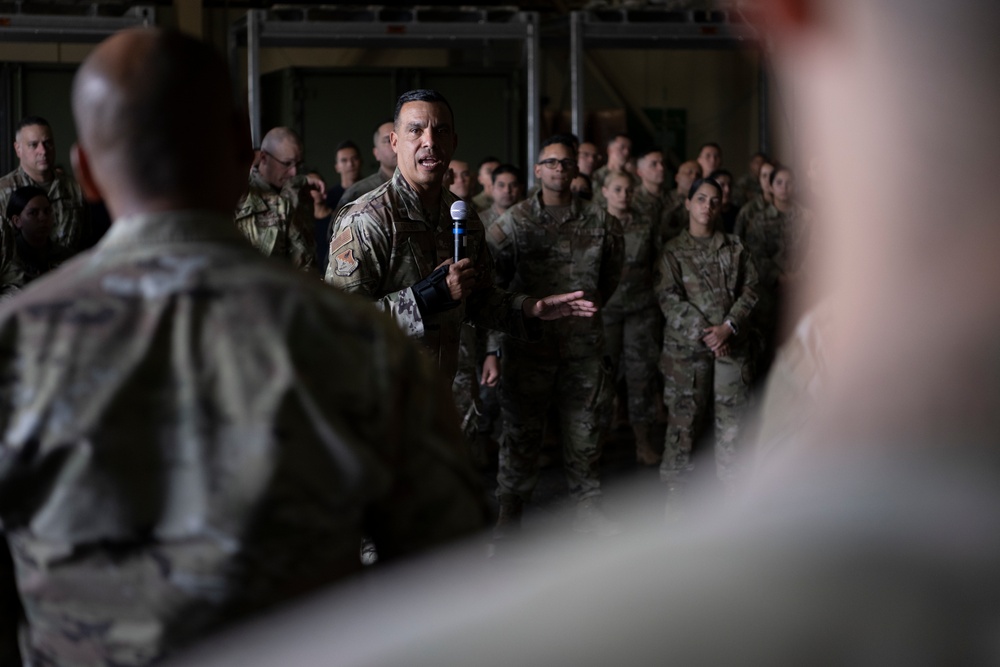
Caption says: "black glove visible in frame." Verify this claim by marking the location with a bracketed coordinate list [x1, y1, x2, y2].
[412, 264, 461, 315]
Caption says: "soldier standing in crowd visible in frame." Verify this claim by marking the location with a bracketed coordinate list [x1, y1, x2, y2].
[591, 133, 633, 209]
[486, 135, 624, 537]
[577, 141, 600, 177]
[234, 126, 321, 272]
[325, 90, 596, 384]
[0, 116, 90, 255]
[657, 177, 758, 504]
[324, 139, 362, 210]
[478, 164, 521, 230]
[696, 142, 723, 182]
[4, 186, 70, 284]
[734, 151, 767, 208]
[600, 171, 662, 466]
[336, 120, 397, 209]
[471, 156, 500, 212]
[447, 159, 473, 201]
[663, 159, 702, 239]
[740, 165, 812, 369]
[734, 158, 775, 238]
[0, 28, 487, 667]
[632, 147, 680, 242]
[709, 169, 739, 234]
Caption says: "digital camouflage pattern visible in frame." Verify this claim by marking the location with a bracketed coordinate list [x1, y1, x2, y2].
[325, 169, 534, 383]
[0, 211, 487, 666]
[738, 202, 812, 294]
[0, 166, 90, 255]
[471, 190, 491, 213]
[603, 207, 662, 429]
[234, 169, 316, 272]
[487, 192, 623, 501]
[497, 355, 613, 500]
[477, 206, 500, 231]
[657, 229, 759, 487]
[733, 195, 767, 240]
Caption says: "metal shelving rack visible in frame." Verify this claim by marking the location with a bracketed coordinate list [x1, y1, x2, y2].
[229, 5, 541, 179]
[0, 5, 155, 42]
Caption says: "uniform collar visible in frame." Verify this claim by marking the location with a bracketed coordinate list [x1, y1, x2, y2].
[529, 189, 582, 223]
[99, 210, 247, 250]
[392, 168, 456, 231]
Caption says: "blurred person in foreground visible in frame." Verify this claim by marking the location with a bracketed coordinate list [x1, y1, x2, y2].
[167, 1, 1000, 664]
[0, 28, 486, 667]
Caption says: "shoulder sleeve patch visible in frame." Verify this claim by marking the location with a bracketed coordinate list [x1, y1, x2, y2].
[334, 248, 360, 277]
[330, 226, 354, 253]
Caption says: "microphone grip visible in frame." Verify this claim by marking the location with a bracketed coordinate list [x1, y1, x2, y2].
[453, 219, 466, 263]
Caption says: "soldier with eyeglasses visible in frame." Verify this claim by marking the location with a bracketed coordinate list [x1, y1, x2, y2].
[234, 126, 324, 272]
[486, 135, 624, 538]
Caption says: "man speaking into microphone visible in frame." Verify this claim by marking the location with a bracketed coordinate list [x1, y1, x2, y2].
[326, 89, 602, 383]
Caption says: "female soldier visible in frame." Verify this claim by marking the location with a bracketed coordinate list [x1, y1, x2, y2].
[734, 159, 775, 238]
[5, 185, 68, 284]
[740, 165, 812, 368]
[657, 178, 759, 500]
[601, 172, 662, 465]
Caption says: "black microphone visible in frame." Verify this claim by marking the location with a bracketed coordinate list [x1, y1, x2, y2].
[451, 200, 468, 263]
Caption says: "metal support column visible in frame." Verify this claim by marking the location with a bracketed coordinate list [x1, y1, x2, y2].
[569, 11, 584, 140]
[247, 9, 262, 148]
[525, 12, 540, 188]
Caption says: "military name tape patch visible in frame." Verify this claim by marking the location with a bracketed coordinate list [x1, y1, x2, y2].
[335, 248, 359, 277]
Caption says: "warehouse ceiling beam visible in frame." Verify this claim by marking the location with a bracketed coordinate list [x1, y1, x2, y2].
[229, 5, 541, 182]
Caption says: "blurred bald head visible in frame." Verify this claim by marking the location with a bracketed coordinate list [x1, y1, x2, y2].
[71, 28, 252, 218]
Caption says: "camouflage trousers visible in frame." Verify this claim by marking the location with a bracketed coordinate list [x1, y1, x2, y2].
[452, 324, 483, 439]
[603, 305, 662, 428]
[659, 347, 753, 487]
[497, 352, 613, 502]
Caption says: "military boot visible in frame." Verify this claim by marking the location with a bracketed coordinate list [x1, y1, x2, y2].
[633, 423, 660, 467]
[573, 497, 620, 537]
[493, 494, 524, 541]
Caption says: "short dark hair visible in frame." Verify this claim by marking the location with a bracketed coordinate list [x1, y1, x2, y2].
[687, 177, 722, 200]
[393, 90, 454, 128]
[770, 164, 793, 186]
[5, 185, 48, 220]
[539, 134, 576, 158]
[16, 116, 51, 135]
[635, 146, 663, 162]
[607, 133, 630, 147]
[336, 140, 361, 155]
[491, 163, 521, 184]
[709, 168, 733, 181]
[699, 142, 722, 154]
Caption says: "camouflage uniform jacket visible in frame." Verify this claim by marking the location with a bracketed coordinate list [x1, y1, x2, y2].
[739, 202, 812, 292]
[486, 192, 624, 359]
[472, 190, 492, 213]
[604, 207, 659, 315]
[0, 166, 89, 255]
[733, 195, 767, 239]
[478, 205, 501, 231]
[234, 169, 316, 272]
[657, 229, 759, 355]
[337, 169, 390, 210]
[0, 210, 486, 666]
[325, 169, 535, 382]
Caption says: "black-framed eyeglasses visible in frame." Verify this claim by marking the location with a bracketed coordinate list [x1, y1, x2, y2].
[537, 158, 575, 171]
[262, 149, 303, 171]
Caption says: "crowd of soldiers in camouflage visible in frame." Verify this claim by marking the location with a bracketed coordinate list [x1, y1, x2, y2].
[0, 109, 812, 534]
